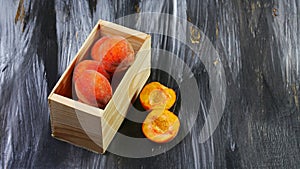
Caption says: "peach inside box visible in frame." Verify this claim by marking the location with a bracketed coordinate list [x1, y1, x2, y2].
[48, 20, 151, 154]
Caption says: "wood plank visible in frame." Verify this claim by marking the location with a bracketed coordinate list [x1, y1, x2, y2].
[101, 36, 151, 151]
[48, 20, 100, 99]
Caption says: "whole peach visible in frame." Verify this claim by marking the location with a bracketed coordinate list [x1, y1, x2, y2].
[73, 60, 110, 82]
[91, 36, 135, 73]
[91, 36, 109, 61]
[75, 70, 112, 108]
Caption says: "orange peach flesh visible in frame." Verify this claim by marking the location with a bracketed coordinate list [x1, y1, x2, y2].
[142, 109, 180, 143]
[148, 89, 167, 106]
[140, 82, 176, 110]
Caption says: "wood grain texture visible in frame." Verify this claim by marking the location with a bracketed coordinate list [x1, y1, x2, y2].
[0, 0, 299, 168]
[48, 20, 151, 154]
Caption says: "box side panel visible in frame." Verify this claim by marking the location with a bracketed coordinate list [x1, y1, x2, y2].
[50, 22, 100, 99]
[99, 21, 147, 54]
[52, 63, 74, 98]
[99, 20, 148, 40]
[129, 66, 151, 101]
[49, 98, 103, 153]
[101, 36, 151, 150]
[129, 36, 151, 100]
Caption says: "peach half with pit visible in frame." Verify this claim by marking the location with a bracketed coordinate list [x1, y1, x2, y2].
[142, 109, 180, 143]
[139, 82, 176, 110]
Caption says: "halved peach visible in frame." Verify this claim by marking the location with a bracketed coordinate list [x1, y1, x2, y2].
[139, 82, 176, 110]
[142, 109, 180, 143]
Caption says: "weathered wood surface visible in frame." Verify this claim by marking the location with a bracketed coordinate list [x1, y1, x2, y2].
[0, 0, 299, 168]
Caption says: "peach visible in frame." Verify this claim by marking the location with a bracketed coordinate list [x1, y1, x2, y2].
[73, 60, 110, 82]
[91, 36, 135, 73]
[91, 36, 109, 61]
[75, 70, 112, 108]
[139, 82, 176, 110]
[142, 109, 180, 143]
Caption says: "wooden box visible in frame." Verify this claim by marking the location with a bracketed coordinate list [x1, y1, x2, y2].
[48, 20, 151, 153]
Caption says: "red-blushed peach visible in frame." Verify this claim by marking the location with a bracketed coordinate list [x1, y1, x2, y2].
[75, 70, 112, 108]
[91, 36, 135, 73]
[142, 109, 180, 143]
[73, 60, 110, 82]
[91, 36, 109, 61]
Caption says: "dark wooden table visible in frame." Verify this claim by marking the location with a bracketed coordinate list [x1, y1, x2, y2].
[1, 0, 299, 168]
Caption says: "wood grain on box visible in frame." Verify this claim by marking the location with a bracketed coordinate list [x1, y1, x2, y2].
[48, 20, 151, 154]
